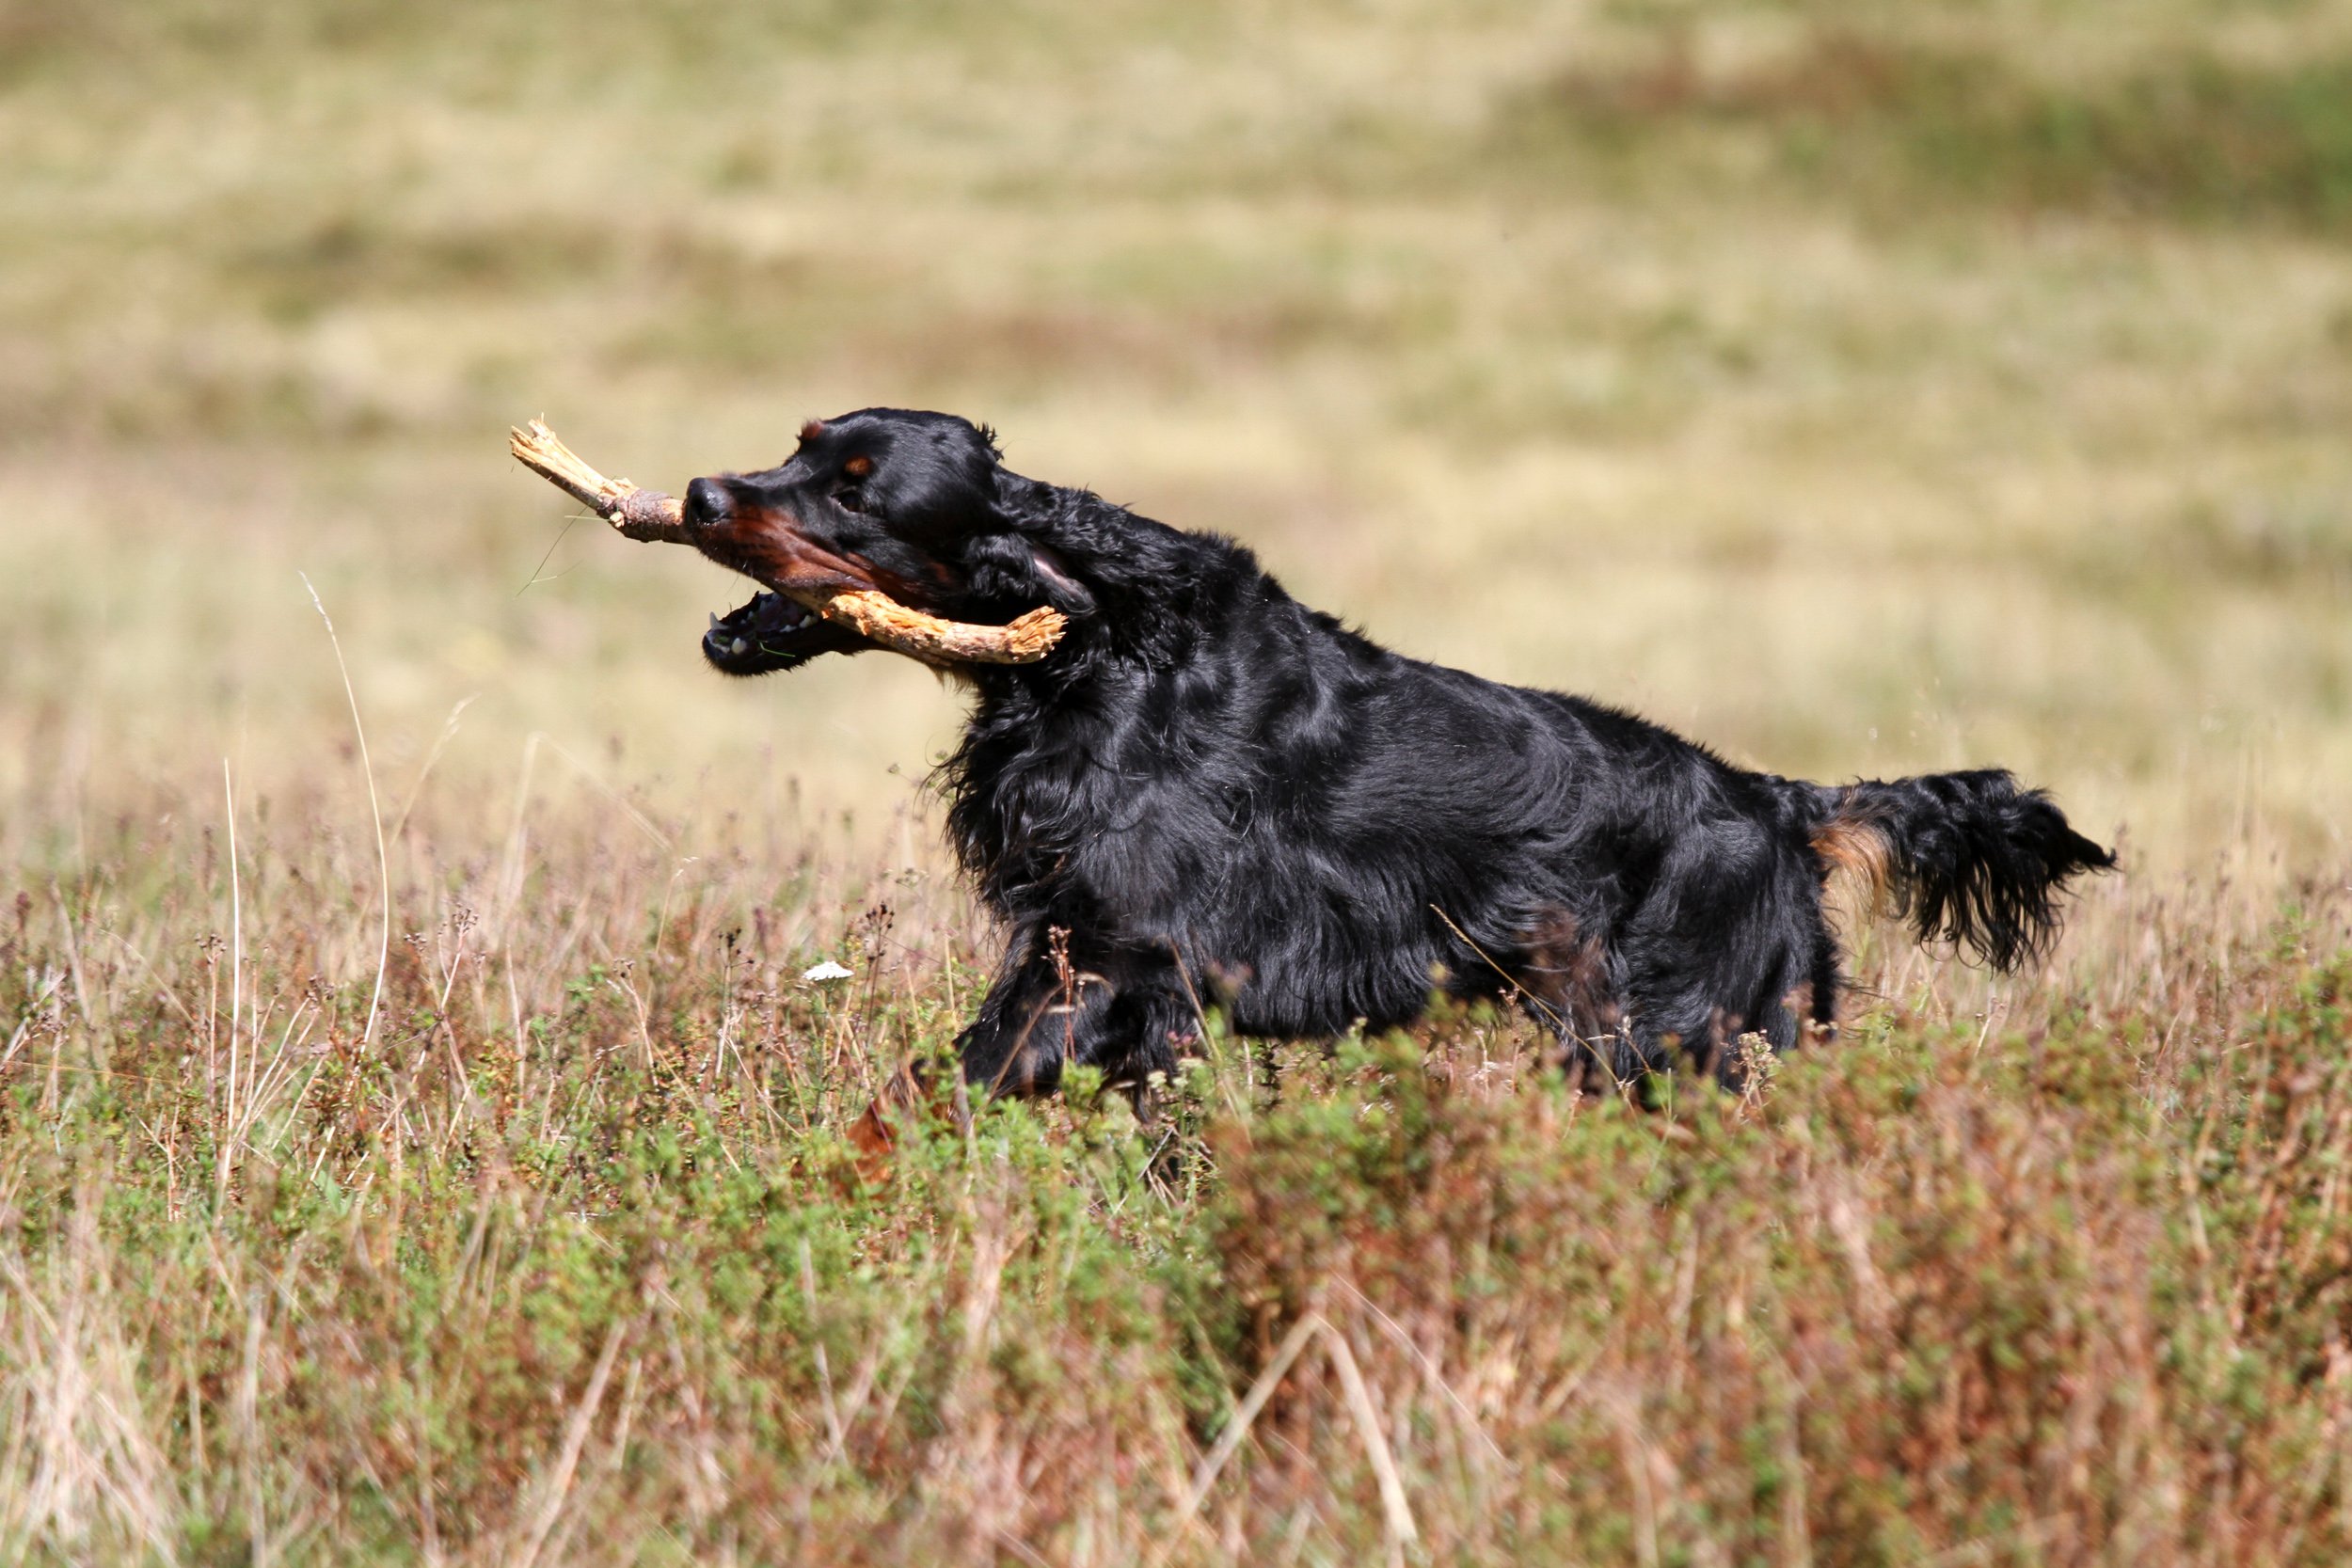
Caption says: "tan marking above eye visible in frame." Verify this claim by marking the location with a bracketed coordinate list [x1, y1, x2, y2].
[843, 454, 874, 479]
[799, 419, 827, 444]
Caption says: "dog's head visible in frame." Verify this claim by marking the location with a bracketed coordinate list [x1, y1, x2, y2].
[685, 408, 1094, 676]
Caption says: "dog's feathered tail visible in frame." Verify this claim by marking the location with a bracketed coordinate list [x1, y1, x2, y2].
[1801, 769, 2115, 970]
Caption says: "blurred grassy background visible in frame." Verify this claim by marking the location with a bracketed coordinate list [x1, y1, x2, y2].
[5, 0, 2350, 871]
[10, 8, 2352, 1560]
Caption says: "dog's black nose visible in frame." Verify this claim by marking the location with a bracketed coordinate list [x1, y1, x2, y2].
[684, 476, 733, 529]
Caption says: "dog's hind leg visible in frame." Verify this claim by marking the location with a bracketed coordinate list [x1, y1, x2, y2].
[1511, 906, 1645, 1091]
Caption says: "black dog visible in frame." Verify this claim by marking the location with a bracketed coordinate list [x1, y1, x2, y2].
[688, 408, 2113, 1093]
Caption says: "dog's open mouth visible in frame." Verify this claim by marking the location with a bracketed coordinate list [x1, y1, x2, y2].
[509, 421, 1069, 670]
[703, 589, 856, 675]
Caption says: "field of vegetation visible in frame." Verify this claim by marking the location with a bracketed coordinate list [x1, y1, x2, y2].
[4, 0, 2350, 1561]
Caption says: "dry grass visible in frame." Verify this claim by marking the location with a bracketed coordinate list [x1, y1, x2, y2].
[1, 790, 2348, 1564]
[5, 0, 2352, 1560]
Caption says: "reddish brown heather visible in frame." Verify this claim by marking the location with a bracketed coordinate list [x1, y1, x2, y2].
[0, 782, 2348, 1565]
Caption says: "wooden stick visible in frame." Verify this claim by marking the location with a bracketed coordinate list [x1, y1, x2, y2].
[508, 420, 1067, 666]
[507, 419, 691, 542]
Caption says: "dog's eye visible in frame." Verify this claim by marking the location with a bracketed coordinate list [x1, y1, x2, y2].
[834, 487, 866, 515]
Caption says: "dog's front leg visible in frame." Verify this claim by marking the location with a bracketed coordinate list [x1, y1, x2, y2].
[848, 928, 1112, 1180]
[953, 925, 1119, 1099]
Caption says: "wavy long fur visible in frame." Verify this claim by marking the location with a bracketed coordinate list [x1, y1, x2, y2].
[692, 408, 2118, 1092]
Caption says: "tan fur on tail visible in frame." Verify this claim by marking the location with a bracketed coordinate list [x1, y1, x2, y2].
[1811, 816, 1893, 905]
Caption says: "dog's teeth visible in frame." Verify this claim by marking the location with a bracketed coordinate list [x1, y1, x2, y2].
[730, 637, 750, 657]
[708, 611, 722, 632]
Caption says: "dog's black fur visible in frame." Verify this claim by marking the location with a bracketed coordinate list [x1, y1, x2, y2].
[688, 408, 2114, 1093]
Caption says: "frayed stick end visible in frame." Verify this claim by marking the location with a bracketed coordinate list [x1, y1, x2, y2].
[509, 420, 688, 542]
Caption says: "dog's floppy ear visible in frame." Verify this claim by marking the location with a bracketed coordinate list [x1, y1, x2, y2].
[980, 468, 1098, 613]
[961, 528, 1097, 615]
[1024, 542, 1096, 614]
